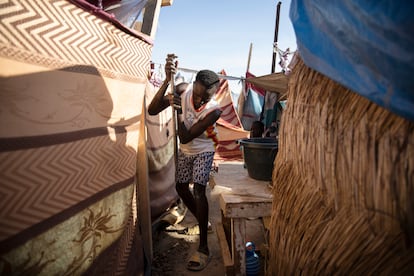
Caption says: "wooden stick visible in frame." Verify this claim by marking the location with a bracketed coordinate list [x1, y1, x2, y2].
[246, 42, 253, 72]
[168, 56, 178, 165]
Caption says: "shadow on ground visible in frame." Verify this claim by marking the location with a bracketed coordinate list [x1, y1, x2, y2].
[151, 163, 268, 276]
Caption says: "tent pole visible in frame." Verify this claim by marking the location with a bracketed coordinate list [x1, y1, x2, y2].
[271, 1, 281, 73]
[246, 42, 253, 72]
[168, 55, 178, 166]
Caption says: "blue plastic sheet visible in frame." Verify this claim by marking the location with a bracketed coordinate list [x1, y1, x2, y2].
[290, 1, 414, 121]
[241, 87, 265, 131]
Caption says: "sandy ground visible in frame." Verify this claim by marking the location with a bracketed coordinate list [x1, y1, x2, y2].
[150, 161, 268, 275]
[151, 182, 227, 275]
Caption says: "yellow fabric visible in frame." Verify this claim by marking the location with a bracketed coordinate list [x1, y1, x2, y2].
[245, 72, 288, 94]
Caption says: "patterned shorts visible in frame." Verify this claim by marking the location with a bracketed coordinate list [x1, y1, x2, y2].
[176, 150, 215, 186]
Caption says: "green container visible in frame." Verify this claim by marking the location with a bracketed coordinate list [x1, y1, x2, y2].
[239, 138, 278, 181]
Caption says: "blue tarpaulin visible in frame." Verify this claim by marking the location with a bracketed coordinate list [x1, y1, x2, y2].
[290, 1, 414, 121]
[241, 72, 266, 131]
[241, 87, 265, 131]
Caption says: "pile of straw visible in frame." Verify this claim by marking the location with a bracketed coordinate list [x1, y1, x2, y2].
[268, 58, 414, 275]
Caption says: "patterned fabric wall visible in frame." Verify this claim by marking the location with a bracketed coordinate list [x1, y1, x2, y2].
[0, 0, 152, 274]
[214, 72, 249, 161]
[145, 81, 179, 221]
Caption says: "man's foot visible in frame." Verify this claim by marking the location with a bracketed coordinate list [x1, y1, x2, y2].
[187, 251, 212, 271]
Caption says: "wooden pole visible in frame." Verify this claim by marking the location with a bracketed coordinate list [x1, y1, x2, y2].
[141, 0, 162, 39]
[271, 1, 281, 73]
[246, 42, 253, 72]
[168, 55, 178, 165]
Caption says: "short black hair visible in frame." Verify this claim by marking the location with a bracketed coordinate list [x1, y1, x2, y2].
[196, 70, 219, 89]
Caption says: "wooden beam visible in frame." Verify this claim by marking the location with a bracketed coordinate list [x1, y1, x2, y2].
[216, 222, 234, 275]
[232, 218, 246, 275]
[141, 0, 162, 39]
[161, 0, 173, 6]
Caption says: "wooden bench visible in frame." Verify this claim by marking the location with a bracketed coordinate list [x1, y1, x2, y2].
[212, 162, 272, 276]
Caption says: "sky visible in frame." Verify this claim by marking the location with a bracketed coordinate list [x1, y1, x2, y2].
[151, 0, 297, 79]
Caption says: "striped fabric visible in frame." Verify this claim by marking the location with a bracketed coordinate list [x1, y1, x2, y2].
[144, 81, 179, 221]
[214, 71, 249, 161]
[0, 0, 151, 274]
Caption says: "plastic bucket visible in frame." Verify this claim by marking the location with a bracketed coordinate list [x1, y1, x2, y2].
[239, 138, 278, 181]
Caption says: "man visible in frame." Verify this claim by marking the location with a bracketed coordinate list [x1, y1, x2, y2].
[148, 54, 222, 271]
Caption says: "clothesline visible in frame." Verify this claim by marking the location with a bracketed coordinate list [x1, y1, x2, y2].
[152, 47, 294, 81]
[151, 62, 245, 81]
[179, 67, 245, 81]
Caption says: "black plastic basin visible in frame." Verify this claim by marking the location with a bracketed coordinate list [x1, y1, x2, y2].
[239, 138, 278, 181]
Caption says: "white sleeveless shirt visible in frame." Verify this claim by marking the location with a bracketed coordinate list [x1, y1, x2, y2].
[179, 85, 220, 155]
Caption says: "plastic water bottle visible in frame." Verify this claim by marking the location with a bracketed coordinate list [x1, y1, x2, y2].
[246, 241, 260, 276]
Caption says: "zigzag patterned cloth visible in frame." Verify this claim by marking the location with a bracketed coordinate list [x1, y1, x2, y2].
[0, 0, 151, 274]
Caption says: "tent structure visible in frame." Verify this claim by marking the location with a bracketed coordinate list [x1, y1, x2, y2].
[214, 71, 250, 161]
[246, 71, 288, 128]
[150, 67, 251, 161]
[245, 72, 288, 95]
[0, 0, 173, 274]
[145, 81, 179, 222]
[238, 71, 266, 131]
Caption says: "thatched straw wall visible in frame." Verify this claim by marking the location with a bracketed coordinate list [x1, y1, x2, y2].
[268, 58, 414, 275]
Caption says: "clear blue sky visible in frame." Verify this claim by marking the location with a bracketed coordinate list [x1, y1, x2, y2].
[151, 0, 296, 79]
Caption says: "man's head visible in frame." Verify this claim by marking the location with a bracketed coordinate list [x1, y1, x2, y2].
[195, 70, 220, 90]
[193, 70, 220, 106]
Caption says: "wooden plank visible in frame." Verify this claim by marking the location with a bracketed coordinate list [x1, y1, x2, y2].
[222, 210, 232, 246]
[141, 0, 162, 39]
[216, 222, 234, 276]
[221, 193, 272, 204]
[218, 164, 272, 220]
[221, 188, 272, 201]
[161, 0, 173, 6]
[232, 218, 246, 276]
[215, 162, 272, 204]
[220, 195, 272, 218]
[214, 162, 272, 189]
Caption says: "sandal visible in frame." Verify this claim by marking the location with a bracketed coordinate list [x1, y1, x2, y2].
[187, 251, 212, 271]
[178, 221, 213, 235]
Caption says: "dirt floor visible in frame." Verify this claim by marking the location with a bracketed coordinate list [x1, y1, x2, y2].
[150, 161, 268, 276]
